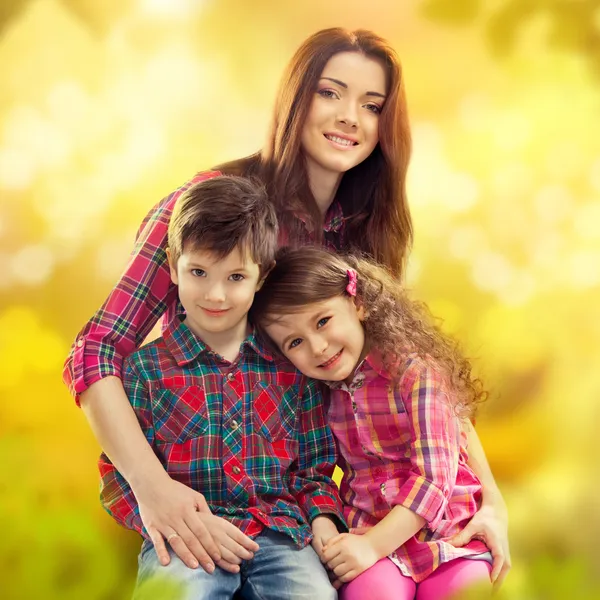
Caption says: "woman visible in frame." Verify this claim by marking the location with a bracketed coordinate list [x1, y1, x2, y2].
[64, 27, 509, 585]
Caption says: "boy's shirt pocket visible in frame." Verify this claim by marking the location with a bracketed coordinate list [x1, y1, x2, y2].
[151, 385, 210, 443]
[251, 381, 299, 442]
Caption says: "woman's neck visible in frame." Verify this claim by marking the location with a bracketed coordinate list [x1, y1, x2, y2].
[306, 160, 343, 216]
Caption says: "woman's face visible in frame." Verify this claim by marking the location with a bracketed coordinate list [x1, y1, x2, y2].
[301, 51, 387, 184]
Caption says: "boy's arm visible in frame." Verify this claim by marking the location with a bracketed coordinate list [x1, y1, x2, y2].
[288, 378, 346, 530]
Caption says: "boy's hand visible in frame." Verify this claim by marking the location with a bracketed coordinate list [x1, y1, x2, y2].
[322, 533, 378, 586]
[310, 515, 340, 561]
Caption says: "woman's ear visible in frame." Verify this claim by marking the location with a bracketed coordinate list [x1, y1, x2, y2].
[166, 247, 178, 285]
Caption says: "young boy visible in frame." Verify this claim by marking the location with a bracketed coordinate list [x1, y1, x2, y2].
[99, 176, 343, 599]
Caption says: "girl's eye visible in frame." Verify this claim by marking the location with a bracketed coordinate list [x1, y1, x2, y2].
[229, 273, 245, 282]
[317, 317, 330, 328]
[191, 269, 206, 277]
[365, 103, 382, 114]
[288, 338, 302, 350]
[317, 88, 338, 99]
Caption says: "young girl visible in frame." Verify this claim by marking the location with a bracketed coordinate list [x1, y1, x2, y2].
[64, 27, 508, 579]
[251, 247, 494, 600]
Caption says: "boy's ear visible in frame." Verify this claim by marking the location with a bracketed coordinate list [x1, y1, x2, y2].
[166, 247, 178, 285]
[256, 260, 276, 291]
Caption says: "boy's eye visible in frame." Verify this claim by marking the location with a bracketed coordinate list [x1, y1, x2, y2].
[317, 317, 330, 328]
[229, 273, 245, 282]
[288, 338, 302, 350]
[191, 269, 206, 277]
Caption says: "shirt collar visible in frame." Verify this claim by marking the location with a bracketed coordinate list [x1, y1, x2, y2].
[295, 200, 344, 233]
[164, 317, 274, 366]
[326, 351, 391, 391]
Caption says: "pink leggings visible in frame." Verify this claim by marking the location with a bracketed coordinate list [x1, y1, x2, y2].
[339, 557, 492, 600]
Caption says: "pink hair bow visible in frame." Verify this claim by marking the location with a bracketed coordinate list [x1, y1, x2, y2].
[346, 269, 357, 297]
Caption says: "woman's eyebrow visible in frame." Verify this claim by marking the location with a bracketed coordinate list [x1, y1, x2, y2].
[321, 77, 386, 99]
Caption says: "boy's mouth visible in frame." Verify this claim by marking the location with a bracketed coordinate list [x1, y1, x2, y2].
[201, 307, 230, 316]
[318, 349, 343, 369]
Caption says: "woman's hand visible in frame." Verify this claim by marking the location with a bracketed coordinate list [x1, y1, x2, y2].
[448, 499, 511, 588]
[133, 475, 256, 573]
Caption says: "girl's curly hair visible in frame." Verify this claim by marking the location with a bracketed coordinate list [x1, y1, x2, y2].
[252, 247, 487, 417]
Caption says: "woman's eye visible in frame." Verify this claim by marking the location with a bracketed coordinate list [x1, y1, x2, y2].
[317, 317, 330, 328]
[288, 338, 302, 349]
[191, 269, 206, 277]
[317, 89, 338, 99]
[230, 273, 245, 282]
[365, 103, 381, 114]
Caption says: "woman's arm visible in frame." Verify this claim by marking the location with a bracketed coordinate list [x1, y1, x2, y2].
[450, 420, 511, 587]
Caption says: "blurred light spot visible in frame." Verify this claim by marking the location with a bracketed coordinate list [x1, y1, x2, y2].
[590, 157, 600, 193]
[448, 225, 488, 260]
[427, 298, 462, 335]
[545, 141, 584, 181]
[0, 252, 13, 289]
[0, 148, 35, 190]
[568, 251, 600, 289]
[574, 203, 600, 241]
[138, 0, 204, 18]
[96, 236, 136, 281]
[458, 93, 490, 130]
[497, 270, 536, 307]
[46, 81, 91, 129]
[446, 172, 479, 212]
[412, 121, 443, 156]
[492, 111, 532, 152]
[11, 245, 55, 286]
[405, 255, 421, 286]
[471, 252, 513, 293]
[492, 162, 533, 200]
[534, 185, 573, 225]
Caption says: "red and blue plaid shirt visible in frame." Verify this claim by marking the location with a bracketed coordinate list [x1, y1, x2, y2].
[328, 353, 489, 582]
[99, 317, 345, 547]
[63, 170, 345, 402]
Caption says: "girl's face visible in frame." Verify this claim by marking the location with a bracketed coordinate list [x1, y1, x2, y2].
[301, 51, 386, 185]
[264, 295, 367, 382]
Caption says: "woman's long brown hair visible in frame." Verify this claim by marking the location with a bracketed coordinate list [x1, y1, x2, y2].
[252, 248, 487, 417]
[216, 28, 413, 279]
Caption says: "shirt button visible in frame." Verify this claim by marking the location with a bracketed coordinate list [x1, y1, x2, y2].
[227, 372, 235, 381]
[231, 420, 239, 430]
[232, 466, 241, 475]
[76, 339, 84, 348]
[380, 483, 386, 494]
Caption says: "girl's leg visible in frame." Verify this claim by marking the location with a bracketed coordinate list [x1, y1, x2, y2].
[340, 558, 416, 600]
[416, 558, 492, 600]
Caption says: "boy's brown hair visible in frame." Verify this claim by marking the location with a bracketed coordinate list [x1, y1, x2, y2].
[168, 175, 278, 277]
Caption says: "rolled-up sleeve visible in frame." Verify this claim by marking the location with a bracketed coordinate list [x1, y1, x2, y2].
[388, 363, 460, 530]
[62, 171, 221, 404]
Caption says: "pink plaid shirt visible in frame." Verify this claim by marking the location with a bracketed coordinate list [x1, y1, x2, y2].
[328, 353, 489, 582]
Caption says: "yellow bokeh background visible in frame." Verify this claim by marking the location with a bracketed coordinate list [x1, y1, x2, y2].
[1, 0, 599, 598]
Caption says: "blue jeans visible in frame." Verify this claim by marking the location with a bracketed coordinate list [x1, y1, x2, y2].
[134, 529, 337, 599]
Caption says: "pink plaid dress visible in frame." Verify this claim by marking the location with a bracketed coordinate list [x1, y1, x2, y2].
[327, 353, 490, 583]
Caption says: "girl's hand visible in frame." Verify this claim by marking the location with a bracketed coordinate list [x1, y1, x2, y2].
[311, 515, 340, 561]
[448, 501, 511, 588]
[133, 475, 226, 572]
[322, 533, 379, 585]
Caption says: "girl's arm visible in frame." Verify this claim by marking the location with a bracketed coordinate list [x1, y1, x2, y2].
[64, 171, 222, 569]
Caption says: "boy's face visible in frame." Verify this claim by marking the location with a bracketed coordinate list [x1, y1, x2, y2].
[168, 245, 262, 341]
